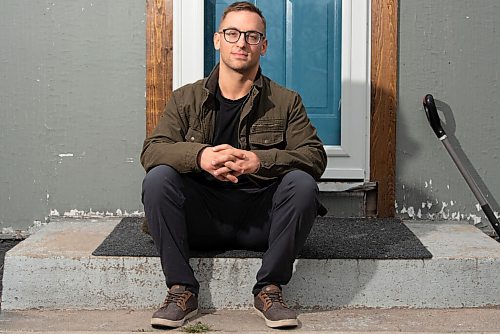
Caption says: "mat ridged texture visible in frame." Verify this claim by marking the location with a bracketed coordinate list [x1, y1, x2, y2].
[93, 217, 432, 259]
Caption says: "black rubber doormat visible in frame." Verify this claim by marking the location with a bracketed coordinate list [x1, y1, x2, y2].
[93, 217, 432, 259]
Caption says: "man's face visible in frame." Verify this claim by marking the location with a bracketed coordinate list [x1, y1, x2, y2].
[214, 10, 267, 75]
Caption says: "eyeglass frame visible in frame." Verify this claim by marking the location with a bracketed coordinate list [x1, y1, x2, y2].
[218, 28, 265, 45]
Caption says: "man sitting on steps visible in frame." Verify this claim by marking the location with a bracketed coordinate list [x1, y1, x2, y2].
[141, 1, 326, 329]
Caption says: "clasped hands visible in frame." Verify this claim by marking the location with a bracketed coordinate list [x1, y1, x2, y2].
[198, 144, 260, 183]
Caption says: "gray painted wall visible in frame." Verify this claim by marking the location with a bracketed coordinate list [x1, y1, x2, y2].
[0, 1, 146, 231]
[397, 0, 500, 230]
[1, 0, 499, 232]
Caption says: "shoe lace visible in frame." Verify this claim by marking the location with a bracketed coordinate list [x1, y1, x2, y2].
[161, 291, 191, 310]
[262, 291, 288, 308]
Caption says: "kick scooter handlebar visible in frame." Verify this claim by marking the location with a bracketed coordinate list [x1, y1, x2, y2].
[423, 94, 446, 139]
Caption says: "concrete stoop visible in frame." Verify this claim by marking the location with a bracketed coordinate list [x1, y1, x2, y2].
[2, 218, 500, 310]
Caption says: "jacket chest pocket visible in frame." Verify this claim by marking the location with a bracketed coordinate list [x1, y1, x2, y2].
[249, 119, 286, 149]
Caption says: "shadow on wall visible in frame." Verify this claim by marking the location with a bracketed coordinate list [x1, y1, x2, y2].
[435, 98, 500, 233]
[395, 109, 424, 218]
[397, 96, 498, 235]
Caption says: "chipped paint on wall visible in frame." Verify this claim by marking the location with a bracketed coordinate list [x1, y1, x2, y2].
[397, 191, 500, 226]
[397, 177, 500, 227]
[0, 208, 145, 238]
[396, 199, 494, 225]
[52, 208, 145, 219]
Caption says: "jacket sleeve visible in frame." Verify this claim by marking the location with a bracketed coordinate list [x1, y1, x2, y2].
[140, 93, 210, 173]
[253, 93, 327, 180]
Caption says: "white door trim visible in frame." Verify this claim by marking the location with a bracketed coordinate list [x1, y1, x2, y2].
[172, 0, 205, 89]
[322, 0, 371, 180]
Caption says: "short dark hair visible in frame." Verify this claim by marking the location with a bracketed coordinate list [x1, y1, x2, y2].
[220, 1, 266, 33]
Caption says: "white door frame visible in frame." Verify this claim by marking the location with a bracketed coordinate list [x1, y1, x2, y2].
[172, 0, 371, 181]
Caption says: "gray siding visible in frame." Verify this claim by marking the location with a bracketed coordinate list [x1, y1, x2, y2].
[0, 1, 146, 231]
[397, 0, 500, 229]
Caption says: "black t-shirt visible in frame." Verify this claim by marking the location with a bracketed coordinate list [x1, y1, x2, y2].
[195, 86, 253, 188]
[213, 87, 247, 147]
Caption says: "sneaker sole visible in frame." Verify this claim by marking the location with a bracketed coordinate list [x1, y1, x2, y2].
[151, 309, 198, 328]
[253, 306, 298, 328]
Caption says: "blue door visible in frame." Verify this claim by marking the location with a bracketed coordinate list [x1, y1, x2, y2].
[204, 0, 342, 145]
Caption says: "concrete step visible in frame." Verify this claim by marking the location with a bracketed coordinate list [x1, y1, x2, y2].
[2, 218, 500, 310]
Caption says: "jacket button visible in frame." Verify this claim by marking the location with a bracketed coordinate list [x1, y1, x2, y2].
[264, 139, 269, 144]
[190, 136, 195, 141]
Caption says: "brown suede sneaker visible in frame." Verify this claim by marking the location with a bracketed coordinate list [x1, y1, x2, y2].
[254, 285, 298, 328]
[151, 285, 198, 328]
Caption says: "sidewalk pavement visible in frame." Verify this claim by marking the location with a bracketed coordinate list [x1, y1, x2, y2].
[1, 307, 500, 333]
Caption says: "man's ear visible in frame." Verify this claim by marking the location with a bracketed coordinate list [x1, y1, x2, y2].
[260, 38, 268, 56]
[214, 32, 220, 50]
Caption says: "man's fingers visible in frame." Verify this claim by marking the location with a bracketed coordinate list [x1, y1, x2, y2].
[213, 166, 233, 176]
[212, 166, 239, 183]
[212, 144, 233, 152]
[224, 148, 246, 159]
[224, 161, 244, 174]
[223, 173, 239, 183]
[222, 151, 260, 175]
[214, 174, 232, 182]
[212, 145, 247, 160]
[211, 153, 245, 166]
[230, 171, 243, 177]
[212, 171, 234, 182]
[211, 157, 229, 167]
[215, 170, 239, 183]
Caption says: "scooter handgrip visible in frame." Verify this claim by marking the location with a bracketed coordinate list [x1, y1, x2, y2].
[423, 94, 446, 139]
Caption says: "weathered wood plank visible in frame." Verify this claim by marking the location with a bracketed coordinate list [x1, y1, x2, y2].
[370, 0, 399, 217]
[146, 0, 172, 136]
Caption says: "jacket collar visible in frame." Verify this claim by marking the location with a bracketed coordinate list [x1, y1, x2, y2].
[204, 63, 264, 96]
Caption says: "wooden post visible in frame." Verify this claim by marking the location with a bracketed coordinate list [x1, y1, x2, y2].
[146, 0, 173, 137]
[370, 0, 399, 217]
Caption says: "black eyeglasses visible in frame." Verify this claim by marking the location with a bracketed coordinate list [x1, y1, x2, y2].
[219, 28, 265, 45]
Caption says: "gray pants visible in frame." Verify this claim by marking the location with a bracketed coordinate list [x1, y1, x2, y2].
[142, 165, 319, 295]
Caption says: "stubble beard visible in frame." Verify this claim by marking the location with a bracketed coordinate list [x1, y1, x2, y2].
[221, 53, 258, 75]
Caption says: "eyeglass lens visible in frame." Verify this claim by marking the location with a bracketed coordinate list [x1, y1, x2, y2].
[223, 29, 263, 45]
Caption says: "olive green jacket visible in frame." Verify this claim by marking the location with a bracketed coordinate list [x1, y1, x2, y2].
[141, 65, 327, 184]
